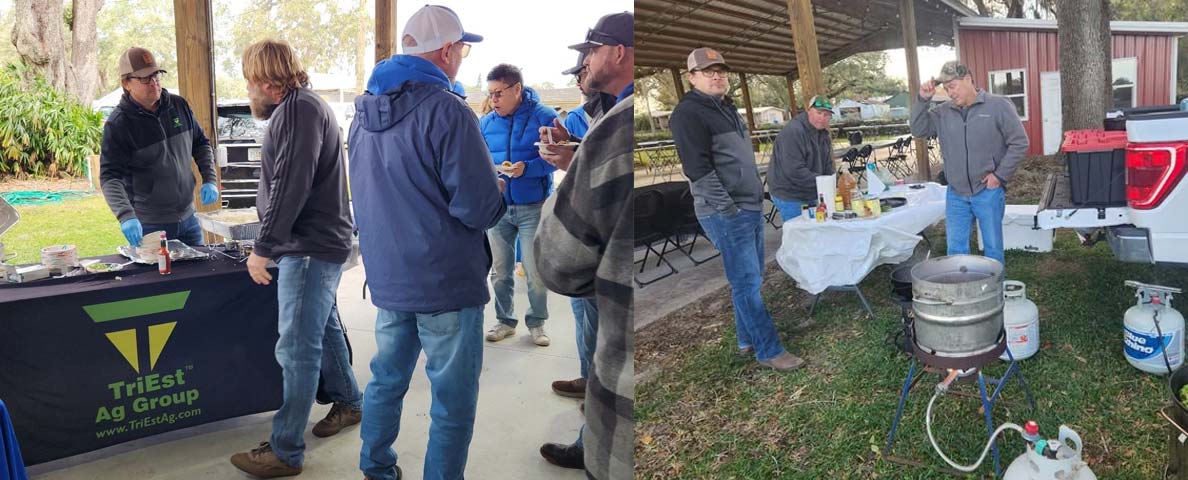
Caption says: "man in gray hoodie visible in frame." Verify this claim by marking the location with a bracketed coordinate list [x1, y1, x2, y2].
[670, 47, 803, 372]
[910, 61, 1028, 266]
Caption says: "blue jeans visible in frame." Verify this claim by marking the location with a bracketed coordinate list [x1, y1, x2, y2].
[360, 306, 484, 480]
[570, 297, 599, 379]
[946, 186, 1006, 266]
[697, 209, 786, 361]
[141, 214, 204, 246]
[270, 256, 362, 467]
[770, 195, 816, 222]
[488, 203, 548, 328]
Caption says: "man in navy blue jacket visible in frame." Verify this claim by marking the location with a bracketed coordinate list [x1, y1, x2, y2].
[347, 5, 505, 480]
[479, 64, 560, 347]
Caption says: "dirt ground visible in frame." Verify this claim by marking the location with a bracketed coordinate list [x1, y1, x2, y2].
[0, 177, 94, 193]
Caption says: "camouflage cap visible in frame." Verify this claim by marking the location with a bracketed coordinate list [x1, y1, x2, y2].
[934, 60, 970, 84]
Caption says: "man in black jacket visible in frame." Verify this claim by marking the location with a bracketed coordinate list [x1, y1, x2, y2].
[670, 47, 803, 372]
[100, 47, 218, 247]
[229, 39, 362, 479]
[769, 95, 836, 220]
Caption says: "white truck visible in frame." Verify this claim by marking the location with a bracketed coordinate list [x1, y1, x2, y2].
[1037, 106, 1188, 265]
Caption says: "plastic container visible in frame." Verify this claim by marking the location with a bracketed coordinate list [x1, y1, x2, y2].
[1060, 130, 1127, 207]
[978, 204, 1054, 253]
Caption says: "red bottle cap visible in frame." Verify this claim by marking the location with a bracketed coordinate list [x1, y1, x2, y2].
[1024, 421, 1039, 436]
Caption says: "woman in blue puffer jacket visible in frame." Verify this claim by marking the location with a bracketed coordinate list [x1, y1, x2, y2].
[479, 63, 559, 347]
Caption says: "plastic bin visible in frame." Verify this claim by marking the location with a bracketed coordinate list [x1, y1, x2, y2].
[1060, 130, 1127, 207]
[978, 204, 1053, 253]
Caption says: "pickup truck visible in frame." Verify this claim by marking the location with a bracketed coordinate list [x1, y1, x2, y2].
[1037, 106, 1188, 265]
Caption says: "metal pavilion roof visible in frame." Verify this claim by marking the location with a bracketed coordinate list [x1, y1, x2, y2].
[635, 0, 979, 77]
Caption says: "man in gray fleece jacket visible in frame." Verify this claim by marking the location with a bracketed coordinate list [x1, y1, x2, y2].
[910, 61, 1028, 266]
[768, 95, 836, 221]
[670, 47, 803, 372]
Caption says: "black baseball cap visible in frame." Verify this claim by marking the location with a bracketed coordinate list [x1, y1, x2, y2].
[562, 51, 587, 75]
[569, 12, 633, 51]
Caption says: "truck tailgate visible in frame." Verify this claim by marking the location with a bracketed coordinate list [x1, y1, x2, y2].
[1036, 173, 1129, 230]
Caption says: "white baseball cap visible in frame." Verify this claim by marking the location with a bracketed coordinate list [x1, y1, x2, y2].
[401, 5, 483, 55]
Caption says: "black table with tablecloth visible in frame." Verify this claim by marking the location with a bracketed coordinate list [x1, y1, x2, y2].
[0, 252, 283, 465]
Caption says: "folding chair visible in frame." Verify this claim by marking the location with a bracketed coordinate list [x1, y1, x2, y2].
[634, 188, 678, 287]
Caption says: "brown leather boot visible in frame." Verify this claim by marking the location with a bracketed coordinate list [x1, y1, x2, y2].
[312, 403, 362, 438]
[230, 442, 302, 478]
[758, 352, 806, 371]
[550, 377, 586, 398]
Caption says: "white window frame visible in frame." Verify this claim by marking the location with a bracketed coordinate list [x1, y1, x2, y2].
[988, 68, 1029, 121]
[1112, 57, 1139, 109]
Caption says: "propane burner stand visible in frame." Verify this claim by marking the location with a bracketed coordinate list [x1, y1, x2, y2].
[884, 332, 1037, 476]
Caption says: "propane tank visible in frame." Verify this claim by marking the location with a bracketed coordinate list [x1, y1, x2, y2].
[1001, 280, 1040, 361]
[1123, 281, 1185, 375]
[1003, 425, 1097, 480]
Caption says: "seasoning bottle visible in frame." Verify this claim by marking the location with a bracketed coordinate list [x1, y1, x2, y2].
[815, 194, 827, 222]
[834, 195, 845, 213]
[158, 232, 171, 275]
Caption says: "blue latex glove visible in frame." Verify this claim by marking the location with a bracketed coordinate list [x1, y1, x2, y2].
[121, 218, 143, 247]
[200, 183, 219, 205]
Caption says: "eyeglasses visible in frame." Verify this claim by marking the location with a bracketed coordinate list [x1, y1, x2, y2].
[487, 82, 520, 100]
[448, 42, 471, 59]
[129, 71, 163, 85]
[695, 69, 728, 79]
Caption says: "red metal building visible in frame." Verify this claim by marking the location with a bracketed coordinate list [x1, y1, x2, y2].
[955, 17, 1188, 155]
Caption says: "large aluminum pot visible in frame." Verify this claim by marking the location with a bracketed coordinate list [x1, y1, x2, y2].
[911, 255, 1004, 358]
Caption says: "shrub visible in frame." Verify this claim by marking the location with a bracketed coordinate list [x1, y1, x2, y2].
[0, 63, 103, 177]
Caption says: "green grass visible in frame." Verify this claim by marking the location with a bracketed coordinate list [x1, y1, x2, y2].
[3, 194, 125, 261]
[637, 229, 1188, 479]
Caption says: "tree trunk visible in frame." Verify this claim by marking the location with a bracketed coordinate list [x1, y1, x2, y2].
[1057, 0, 1113, 132]
[972, 0, 989, 16]
[355, 0, 366, 96]
[12, 0, 73, 91]
[69, 0, 104, 106]
[1007, 0, 1024, 18]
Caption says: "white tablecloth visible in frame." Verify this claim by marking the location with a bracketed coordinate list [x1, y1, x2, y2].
[776, 182, 947, 294]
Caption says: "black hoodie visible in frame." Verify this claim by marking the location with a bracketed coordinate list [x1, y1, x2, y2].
[99, 90, 215, 224]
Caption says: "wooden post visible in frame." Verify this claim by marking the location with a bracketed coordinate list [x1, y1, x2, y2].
[787, 0, 824, 99]
[669, 67, 685, 97]
[375, 0, 397, 64]
[901, 0, 930, 181]
[173, 0, 220, 242]
[786, 74, 799, 117]
[739, 71, 756, 131]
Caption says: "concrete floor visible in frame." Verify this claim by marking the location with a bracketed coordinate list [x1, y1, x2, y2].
[28, 266, 586, 480]
[634, 201, 785, 332]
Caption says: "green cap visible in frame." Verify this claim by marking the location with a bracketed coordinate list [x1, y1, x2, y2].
[806, 95, 833, 111]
